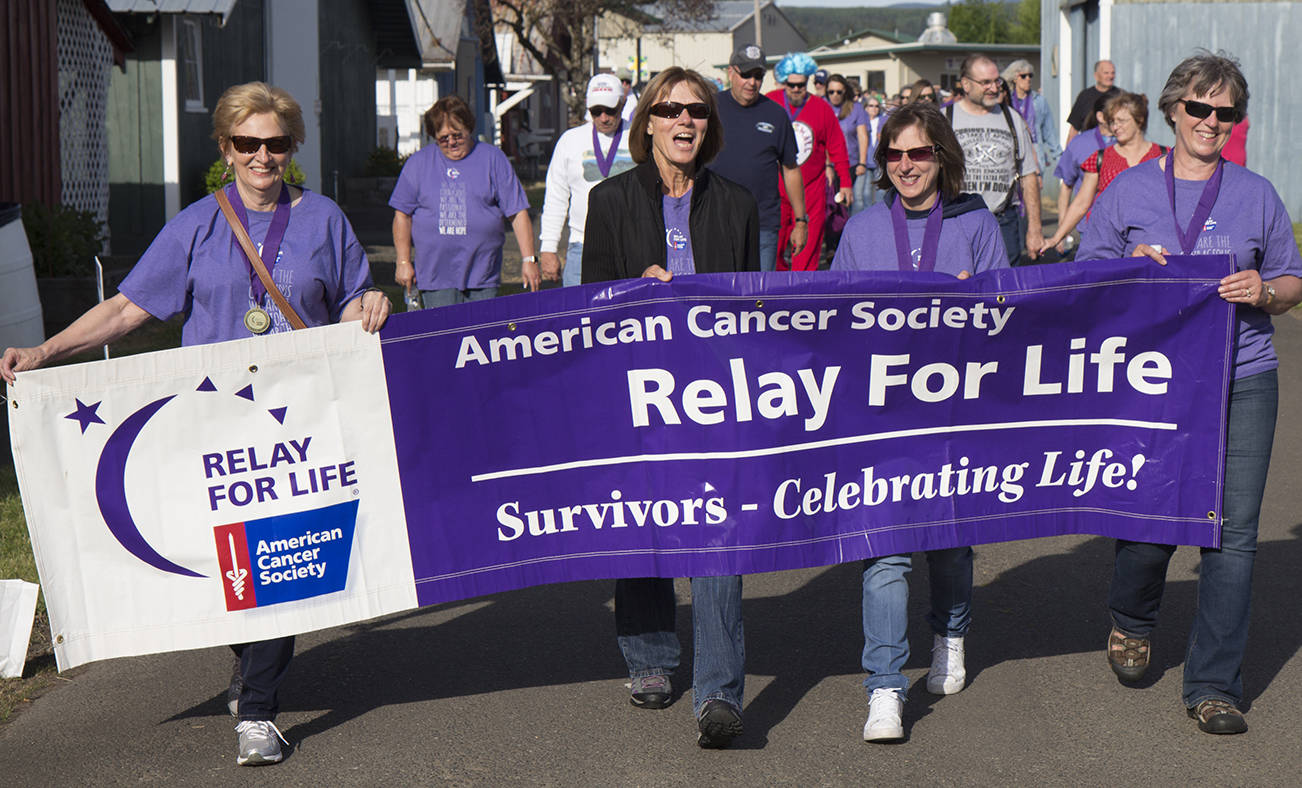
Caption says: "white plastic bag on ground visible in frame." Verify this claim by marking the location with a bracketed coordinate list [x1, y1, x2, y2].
[0, 579, 39, 678]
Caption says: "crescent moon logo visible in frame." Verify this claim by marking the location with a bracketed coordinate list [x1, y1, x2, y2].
[94, 395, 206, 577]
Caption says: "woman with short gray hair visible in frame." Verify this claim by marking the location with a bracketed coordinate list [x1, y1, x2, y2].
[1001, 59, 1060, 176]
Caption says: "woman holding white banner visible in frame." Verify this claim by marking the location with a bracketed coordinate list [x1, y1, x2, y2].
[830, 100, 1008, 742]
[1078, 51, 1302, 735]
[582, 66, 759, 749]
[2, 82, 390, 765]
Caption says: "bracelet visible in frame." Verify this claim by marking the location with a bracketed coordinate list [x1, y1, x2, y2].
[1264, 283, 1276, 306]
[396, 259, 412, 266]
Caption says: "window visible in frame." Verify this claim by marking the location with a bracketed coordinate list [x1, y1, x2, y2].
[864, 71, 885, 94]
[178, 18, 205, 112]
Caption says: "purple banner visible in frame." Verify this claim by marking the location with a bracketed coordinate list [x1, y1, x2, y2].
[380, 256, 1235, 607]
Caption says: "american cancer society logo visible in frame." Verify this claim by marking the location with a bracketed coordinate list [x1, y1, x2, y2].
[68, 373, 361, 612]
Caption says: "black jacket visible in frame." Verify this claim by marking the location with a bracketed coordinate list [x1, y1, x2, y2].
[581, 160, 760, 283]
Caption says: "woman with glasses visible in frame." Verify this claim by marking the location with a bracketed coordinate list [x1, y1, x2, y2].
[581, 67, 759, 749]
[831, 101, 1007, 743]
[390, 95, 540, 308]
[826, 75, 871, 218]
[1079, 51, 1302, 736]
[1, 82, 391, 766]
[1001, 59, 1061, 180]
[861, 94, 885, 207]
[907, 79, 938, 104]
[1041, 92, 1164, 253]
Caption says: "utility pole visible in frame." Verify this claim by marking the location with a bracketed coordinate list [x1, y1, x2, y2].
[754, 0, 762, 47]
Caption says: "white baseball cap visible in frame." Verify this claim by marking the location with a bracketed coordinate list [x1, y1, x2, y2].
[586, 73, 623, 109]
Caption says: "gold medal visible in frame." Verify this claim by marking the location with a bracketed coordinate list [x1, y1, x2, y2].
[244, 306, 272, 334]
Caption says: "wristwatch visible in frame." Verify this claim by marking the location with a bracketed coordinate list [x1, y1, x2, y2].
[794, 216, 809, 223]
[522, 255, 538, 264]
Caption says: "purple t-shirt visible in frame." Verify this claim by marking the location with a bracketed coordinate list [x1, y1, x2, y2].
[1054, 128, 1113, 187]
[830, 199, 1009, 276]
[119, 189, 372, 346]
[838, 103, 869, 167]
[389, 141, 529, 290]
[1079, 159, 1302, 378]
[663, 191, 695, 276]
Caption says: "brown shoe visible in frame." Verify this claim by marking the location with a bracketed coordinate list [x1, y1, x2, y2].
[1107, 626, 1149, 682]
[1187, 698, 1247, 734]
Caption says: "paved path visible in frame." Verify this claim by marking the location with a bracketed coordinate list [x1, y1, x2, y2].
[4, 312, 1302, 785]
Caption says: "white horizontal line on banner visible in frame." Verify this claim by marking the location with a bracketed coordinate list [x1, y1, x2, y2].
[470, 418, 1177, 482]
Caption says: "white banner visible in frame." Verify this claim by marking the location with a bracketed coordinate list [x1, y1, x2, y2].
[8, 324, 417, 670]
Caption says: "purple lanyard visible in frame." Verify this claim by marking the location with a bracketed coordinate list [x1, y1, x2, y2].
[890, 194, 943, 272]
[592, 120, 623, 178]
[1011, 92, 1036, 142]
[780, 93, 802, 121]
[1163, 149, 1223, 254]
[226, 183, 291, 304]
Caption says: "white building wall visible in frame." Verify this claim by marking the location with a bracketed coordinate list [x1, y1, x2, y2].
[376, 68, 440, 156]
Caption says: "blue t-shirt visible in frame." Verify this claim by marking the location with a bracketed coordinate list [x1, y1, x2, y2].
[119, 188, 373, 346]
[389, 141, 530, 290]
[663, 191, 695, 275]
[838, 102, 869, 167]
[707, 90, 798, 231]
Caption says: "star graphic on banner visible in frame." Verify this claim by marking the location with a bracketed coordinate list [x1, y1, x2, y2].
[65, 398, 106, 433]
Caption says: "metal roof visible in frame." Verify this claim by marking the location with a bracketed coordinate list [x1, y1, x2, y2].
[105, 0, 238, 24]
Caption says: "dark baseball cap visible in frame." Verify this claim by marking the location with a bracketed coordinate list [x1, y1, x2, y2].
[814, 69, 829, 84]
[730, 44, 766, 72]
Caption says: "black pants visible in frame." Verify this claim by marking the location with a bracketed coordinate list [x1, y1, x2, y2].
[230, 636, 295, 721]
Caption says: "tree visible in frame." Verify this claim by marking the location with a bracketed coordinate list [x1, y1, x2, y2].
[1010, 0, 1041, 45]
[490, 0, 716, 124]
[946, 0, 1013, 44]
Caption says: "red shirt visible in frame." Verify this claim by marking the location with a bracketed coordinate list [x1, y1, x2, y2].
[1082, 142, 1165, 195]
[765, 91, 851, 193]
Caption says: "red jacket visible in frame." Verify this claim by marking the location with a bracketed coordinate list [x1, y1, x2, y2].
[765, 92, 851, 194]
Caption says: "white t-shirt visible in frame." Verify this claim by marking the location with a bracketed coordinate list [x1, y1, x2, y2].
[539, 122, 635, 252]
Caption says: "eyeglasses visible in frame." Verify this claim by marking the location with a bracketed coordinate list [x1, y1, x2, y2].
[917, 92, 936, 102]
[884, 145, 938, 163]
[648, 101, 711, 119]
[784, 81, 808, 90]
[590, 106, 619, 117]
[826, 88, 845, 96]
[737, 69, 765, 81]
[866, 103, 880, 109]
[963, 76, 999, 89]
[1178, 99, 1240, 124]
[230, 135, 292, 154]
[436, 131, 467, 145]
[1018, 72, 1034, 79]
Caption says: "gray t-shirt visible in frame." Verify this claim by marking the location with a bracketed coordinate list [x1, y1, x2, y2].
[948, 102, 1038, 214]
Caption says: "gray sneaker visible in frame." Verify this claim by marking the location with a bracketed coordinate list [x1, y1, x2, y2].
[629, 674, 672, 709]
[235, 720, 286, 766]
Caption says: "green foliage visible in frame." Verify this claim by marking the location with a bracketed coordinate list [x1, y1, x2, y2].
[364, 146, 408, 177]
[20, 203, 105, 279]
[947, 0, 1038, 45]
[204, 159, 307, 194]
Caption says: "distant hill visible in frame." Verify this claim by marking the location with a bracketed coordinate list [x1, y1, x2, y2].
[780, 6, 933, 48]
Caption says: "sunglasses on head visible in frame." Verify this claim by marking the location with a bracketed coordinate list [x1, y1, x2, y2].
[884, 145, 938, 163]
[1178, 99, 1240, 124]
[230, 135, 292, 154]
[784, 80, 808, 90]
[590, 105, 619, 117]
[648, 101, 711, 119]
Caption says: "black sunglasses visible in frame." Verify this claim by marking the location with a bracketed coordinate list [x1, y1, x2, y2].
[884, 145, 938, 163]
[737, 69, 765, 81]
[1178, 99, 1240, 124]
[784, 80, 808, 90]
[917, 93, 936, 102]
[826, 88, 845, 96]
[590, 105, 619, 117]
[230, 135, 292, 154]
[648, 101, 711, 119]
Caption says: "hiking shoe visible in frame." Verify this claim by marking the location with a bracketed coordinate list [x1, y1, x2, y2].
[1188, 698, 1247, 735]
[696, 700, 743, 749]
[863, 688, 905, 742]
[1107, 627, 1150, 683]
[226, 657, 243, 717]
[235, 720, 287, 766]
[926, 634, 966, 695]
[629, 674, 672, 709]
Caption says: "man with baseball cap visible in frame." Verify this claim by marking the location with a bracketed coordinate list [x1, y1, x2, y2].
[707, 43, 807, 270]
[539, 73, 636, 285]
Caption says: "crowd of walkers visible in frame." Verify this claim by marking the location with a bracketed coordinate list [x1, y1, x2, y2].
[2, 45, 1296, 767]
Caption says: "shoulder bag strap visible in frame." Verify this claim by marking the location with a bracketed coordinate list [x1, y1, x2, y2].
[214, 187, 307, 330]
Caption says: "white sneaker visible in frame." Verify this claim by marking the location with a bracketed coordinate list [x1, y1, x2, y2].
[236, 720, 287, 766]
[863, 688, 905, 742]
[926, 634, 966, 695]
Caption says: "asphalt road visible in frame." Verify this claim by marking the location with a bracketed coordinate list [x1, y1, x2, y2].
[4, 312, 1302, 786]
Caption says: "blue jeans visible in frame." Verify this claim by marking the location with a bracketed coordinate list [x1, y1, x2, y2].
[852, 170, 877, 216]
[758, 228, 779, 273]
[562, 242, 583, 287]
[996, 206, 1022, 266]
[862, 547, 973, 698]
[1108, 369, 1277, 707]
[420, 286, 498, 308]
[615, 575, 745, 717]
